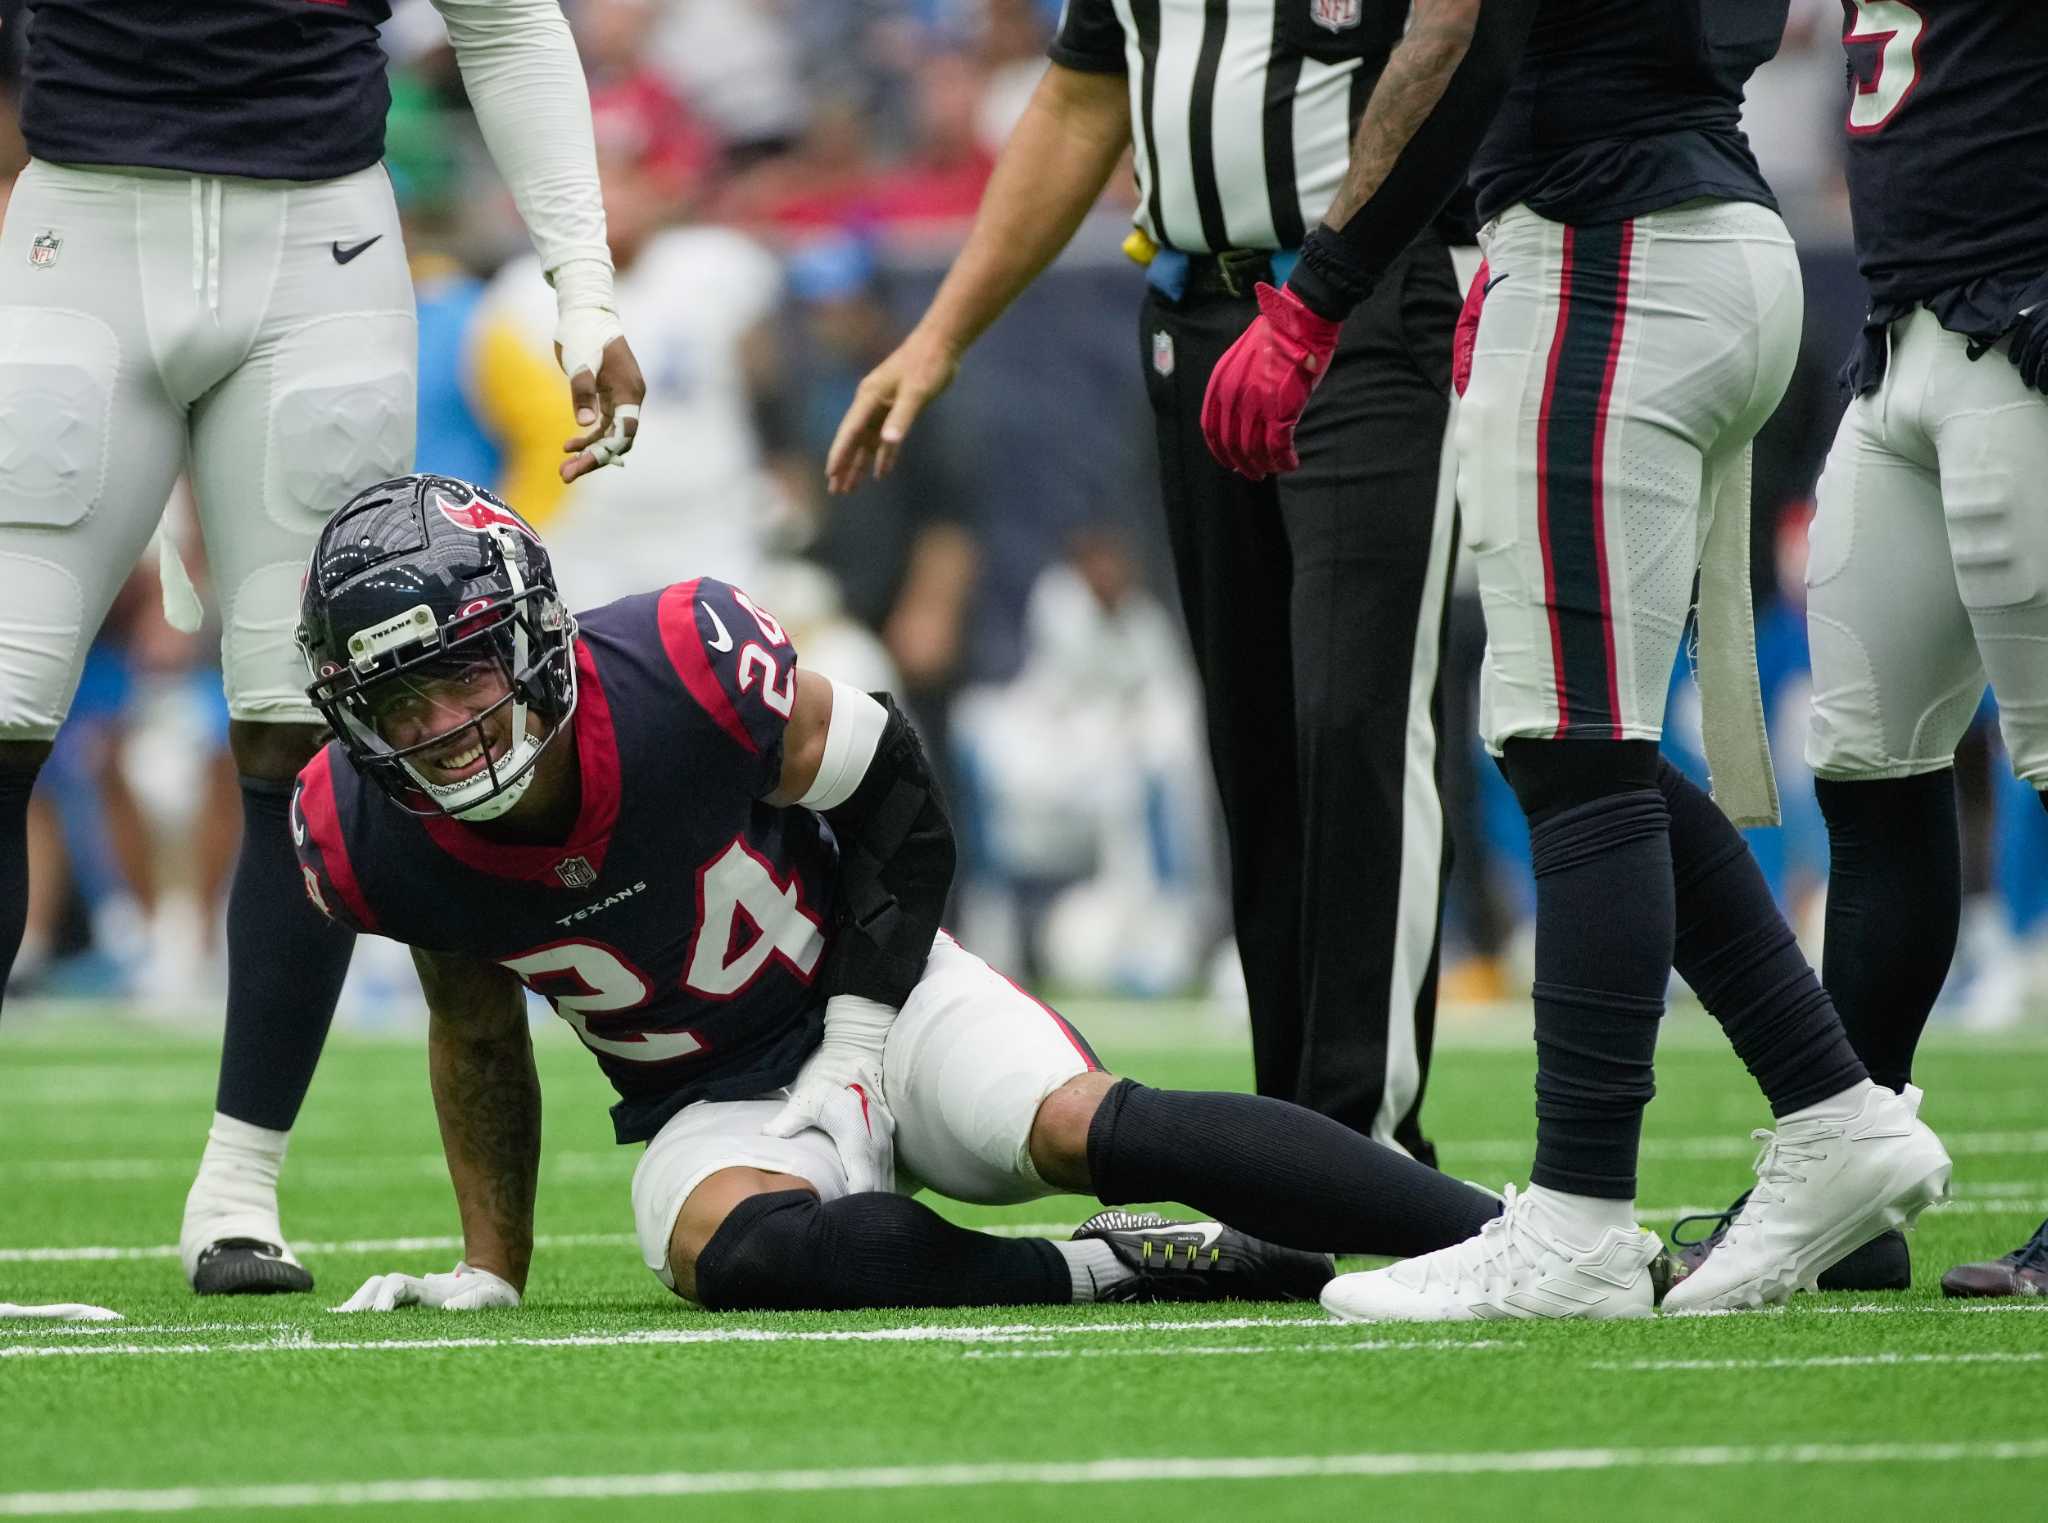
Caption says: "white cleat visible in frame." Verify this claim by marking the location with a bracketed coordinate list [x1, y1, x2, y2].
[1321, 1185, 1663, 1323]
[1662, 1081, 1951, 1316]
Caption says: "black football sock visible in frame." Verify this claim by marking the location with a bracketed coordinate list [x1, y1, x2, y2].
[1662, 761, 1868, 1115]
[1084, 1081, 1501, 1256]
[0, 762, 36, 1015]
[1815, 773, 1961, 1093]
[692, 1190, 1072, 1310]
[1523, 787, 1672, 1200]
[214, 776, 356, 1131]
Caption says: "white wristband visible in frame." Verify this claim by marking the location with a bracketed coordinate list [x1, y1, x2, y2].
[797, 681, 889, 812]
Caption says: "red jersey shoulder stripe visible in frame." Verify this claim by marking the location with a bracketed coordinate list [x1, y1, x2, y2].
[657, 579, 759, 756]
[298, 747, 380, 935]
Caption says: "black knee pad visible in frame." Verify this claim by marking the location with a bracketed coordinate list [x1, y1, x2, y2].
[1500, 737, 1661, 825]
[690, 1189, 821, 1311]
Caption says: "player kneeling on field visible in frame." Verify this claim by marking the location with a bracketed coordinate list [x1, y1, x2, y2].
[295, 475, 1501, 1313]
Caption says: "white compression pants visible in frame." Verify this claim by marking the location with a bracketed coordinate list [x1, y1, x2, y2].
[0, 159, 416, 738]
[630, 935, 1098, 1292]
[1806, 307, 2048, 787]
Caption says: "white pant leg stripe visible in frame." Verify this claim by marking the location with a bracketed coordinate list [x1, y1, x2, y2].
[1372, 396, 1460, 1150]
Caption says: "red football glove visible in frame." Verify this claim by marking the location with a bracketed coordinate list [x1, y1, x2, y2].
[1452, 259, 1488, 399]
[1200, 282, 1344, 480]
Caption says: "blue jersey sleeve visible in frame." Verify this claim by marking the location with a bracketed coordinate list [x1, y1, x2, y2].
[655, 578, 801, 798]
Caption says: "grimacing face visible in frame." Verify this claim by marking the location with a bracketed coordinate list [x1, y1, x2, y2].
[365, 658, 524, 787]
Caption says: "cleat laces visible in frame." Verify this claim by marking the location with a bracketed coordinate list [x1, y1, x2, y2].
[2011, 1218, 2048, 1273]
[1396, 1184, 1544, 1299]
[1717, 1124, 1837, 1250]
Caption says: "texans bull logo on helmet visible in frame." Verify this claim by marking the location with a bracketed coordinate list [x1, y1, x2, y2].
[436, 488, 540, 543]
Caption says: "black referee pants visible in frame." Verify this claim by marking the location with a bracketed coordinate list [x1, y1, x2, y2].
[1138, 237, 1461, 1161]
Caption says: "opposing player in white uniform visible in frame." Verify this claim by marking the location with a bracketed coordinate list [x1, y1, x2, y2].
[0, 0, 645, 1305]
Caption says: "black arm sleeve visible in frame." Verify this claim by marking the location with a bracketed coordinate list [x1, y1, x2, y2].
[819, 696, 957, 1009]
[1047, 0, 1128, 74]
[1288, 0, 1538, 320]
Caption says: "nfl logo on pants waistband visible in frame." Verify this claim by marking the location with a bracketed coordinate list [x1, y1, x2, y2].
[1152, 330, 1175, 377]
[555, 856, 598, 889]
[29, 231, 60, 269]
[1310, 0, 1360, 31]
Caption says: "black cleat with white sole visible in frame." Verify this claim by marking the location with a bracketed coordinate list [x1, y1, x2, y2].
[190, 1239, 315, 1296]
[1073, 1211, 1333, 1303]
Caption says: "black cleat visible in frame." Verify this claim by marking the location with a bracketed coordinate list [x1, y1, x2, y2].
[1941, 1215, 2048, 1299]
[1670, 1191, 1910, 1293]
[1072, 1210, 1333, 1303]
[190, 1239, 315, 1296]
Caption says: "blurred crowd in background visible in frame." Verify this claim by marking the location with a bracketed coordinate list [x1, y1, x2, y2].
[2, 0, 2044, 1027]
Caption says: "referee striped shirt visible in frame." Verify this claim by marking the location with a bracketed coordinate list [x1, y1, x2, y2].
[1050, 0, 1403, 255]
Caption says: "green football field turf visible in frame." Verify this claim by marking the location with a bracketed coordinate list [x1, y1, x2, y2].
[2, 1001, 2044, 1521]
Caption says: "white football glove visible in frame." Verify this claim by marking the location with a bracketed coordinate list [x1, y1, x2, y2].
[331, 1263, 521, 1314]
[763, 995, 898, 1195]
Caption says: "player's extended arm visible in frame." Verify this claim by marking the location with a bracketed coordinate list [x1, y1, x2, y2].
[751, 672, 957, 1190]
[333, 950, 539, 1313]
[419, 948, 542, 1290]
[1199, 0, 1538, 479]
[430, 0, 647, 482]
[825, 63, 1129, 492]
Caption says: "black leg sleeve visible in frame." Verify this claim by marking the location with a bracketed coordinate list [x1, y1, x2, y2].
[214, 776, 355, 1131]
[692, 1190, 1071, 1311]
[1816, 772, 1962, 1093]
[1085, 1079, 1500, 1257]
[0, 764, 35, 1015]
[1662, 761, 1868, 1114]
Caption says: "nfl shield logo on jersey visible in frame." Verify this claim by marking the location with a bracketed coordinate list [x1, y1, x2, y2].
[554, 856, 598, 889]
[1310, 0, 1360, 31]
[1152, 330, 1175, 377]
[28, 231, 60, 269]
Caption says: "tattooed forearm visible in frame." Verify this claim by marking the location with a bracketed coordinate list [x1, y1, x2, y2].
[1323, 15, 1477, 230]
[418, 951, 542, 1290]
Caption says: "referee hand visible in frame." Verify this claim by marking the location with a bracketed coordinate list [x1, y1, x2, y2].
[826, 329, 960, 493]
[1200, 283, 1342, 480]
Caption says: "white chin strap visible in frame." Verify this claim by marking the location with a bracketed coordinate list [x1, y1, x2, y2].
[404, 734, 546, 821]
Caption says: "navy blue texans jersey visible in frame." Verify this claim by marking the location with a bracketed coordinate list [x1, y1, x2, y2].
[19, 0, 392, 181]
[1840, 0, 2048, 333]
[1469, 0, 1784, 226]
[294, 579, 839, 1146]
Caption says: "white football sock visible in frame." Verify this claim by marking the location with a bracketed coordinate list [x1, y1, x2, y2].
[1781, 1076, 1877, 1126]
[1524, 1183, 1639, 1239]
[187, 1112, 290, 1230]
[1052, 1239, 1135, 1303]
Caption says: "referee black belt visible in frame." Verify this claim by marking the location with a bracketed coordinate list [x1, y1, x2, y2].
[1147, 247, 1302, 304]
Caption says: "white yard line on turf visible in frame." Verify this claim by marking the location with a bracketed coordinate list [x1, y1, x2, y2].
[1599, 1352, 2048, 1372]
[3, 1440, 2047, 1516]
[0, 1316, 1342, 1361]
[963, 1339, 1504, 1361]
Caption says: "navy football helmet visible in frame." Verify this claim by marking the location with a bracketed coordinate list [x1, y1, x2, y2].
[298, 474, 577, 820]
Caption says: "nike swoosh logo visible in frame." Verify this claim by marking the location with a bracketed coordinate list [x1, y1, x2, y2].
[1482, 272, 1511, 295]
[702, 604, 734, 652]
[331, 236, 382, 265]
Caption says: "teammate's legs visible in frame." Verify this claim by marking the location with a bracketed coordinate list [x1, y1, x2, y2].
[179, 166, 416, 1292]
[1805, 363, 1985, 1094]
[1138, 288, 1307, 1110]
[1275, 237, 1460, 1158]
[0, 162, 192, 1008]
